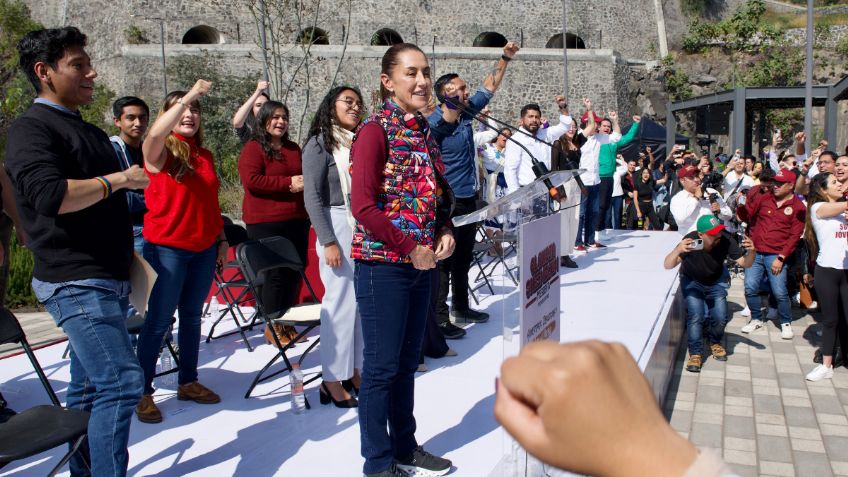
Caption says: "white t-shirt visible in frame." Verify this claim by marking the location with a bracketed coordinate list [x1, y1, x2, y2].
[723, 171, 754, 200]
[811, 202, 848, 269]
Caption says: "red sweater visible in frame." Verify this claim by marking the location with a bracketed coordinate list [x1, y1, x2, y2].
[738, 189, 806, 257]
[143, 134, 223, 251]
[238, 139, 308, 225]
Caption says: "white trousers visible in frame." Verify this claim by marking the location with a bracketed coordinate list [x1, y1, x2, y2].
[315, 206, 363, 380]
[559, 180, 581, 256]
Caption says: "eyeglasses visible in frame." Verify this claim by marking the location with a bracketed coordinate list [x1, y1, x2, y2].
[337, 98, 363, 110]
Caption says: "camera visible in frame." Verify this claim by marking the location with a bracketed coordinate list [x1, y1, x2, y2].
[701, 171, 724, 193]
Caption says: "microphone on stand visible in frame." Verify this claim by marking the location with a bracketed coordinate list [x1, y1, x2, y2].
[441, 96, 568, 203]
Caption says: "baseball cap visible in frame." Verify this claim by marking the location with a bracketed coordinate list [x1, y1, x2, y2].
[773, 168, 796, 184]
[696, 214, 725, 235]
[676, 165, 698, 179]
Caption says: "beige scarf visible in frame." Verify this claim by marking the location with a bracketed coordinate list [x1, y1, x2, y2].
[331, 125, 356, 228]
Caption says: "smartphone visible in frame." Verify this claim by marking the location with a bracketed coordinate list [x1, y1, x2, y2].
[690, 239, 704, 251]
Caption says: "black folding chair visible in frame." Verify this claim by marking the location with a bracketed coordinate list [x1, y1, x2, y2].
[206, 219, 261, 351]
[236, 236, 322, 400]
[0, 307, 91, 476]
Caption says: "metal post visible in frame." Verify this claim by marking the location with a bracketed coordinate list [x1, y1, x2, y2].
[259, 0, 272, 94]
[804, 0, 813, 152]
[159, 19, 167, 98]
[666, 102, 676, 153]
[562, 0, 568, 96]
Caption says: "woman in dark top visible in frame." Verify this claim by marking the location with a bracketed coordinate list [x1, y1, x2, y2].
[633, 167, 665, 230]
[237, 100, 309, 346]
[302, 86, 365, 408]
[231, 80, 270, 144]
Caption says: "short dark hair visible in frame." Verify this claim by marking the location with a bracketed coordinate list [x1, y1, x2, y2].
[433, 73, 459, 103]
[112, 96, 150, 119]
[821, 150, 838, 163]
[17, 27, 88, 94]
[520, 103, 541, 117]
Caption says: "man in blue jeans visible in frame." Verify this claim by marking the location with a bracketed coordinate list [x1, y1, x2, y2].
[737, 168, 806, 339]
[5, 27, 149, 476]
[664, 215, 754, 372]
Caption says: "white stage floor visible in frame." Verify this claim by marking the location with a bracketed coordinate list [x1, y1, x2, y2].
[0, 230, 681, 477]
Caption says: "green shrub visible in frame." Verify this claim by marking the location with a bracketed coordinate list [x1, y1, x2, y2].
[124, 25, 148, 45]
[5, 233, 36, 309]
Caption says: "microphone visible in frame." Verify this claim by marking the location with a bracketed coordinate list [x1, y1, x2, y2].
[441, 96, 568, 203]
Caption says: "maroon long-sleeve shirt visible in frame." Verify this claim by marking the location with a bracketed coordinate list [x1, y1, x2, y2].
[737, 189, 806, 258]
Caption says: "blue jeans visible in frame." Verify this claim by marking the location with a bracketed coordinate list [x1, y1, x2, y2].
[607, 195, 623, 229]
[137, 243, 216, 395]
[33, 278, 143, 477]
[576, 184, 600, 246]
[355, 261, 430, 474]
[681, 274, 730, 356]
[744, 252, 791, 325]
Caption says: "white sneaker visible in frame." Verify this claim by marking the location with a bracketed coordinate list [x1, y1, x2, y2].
[767, 307, 778, 320]
[808, 301, 819, 310]
[781, 323, 794, 340]
[741, 319, 764, 334]
[806, 364, 834, 382]
[740, 306, 751, 317]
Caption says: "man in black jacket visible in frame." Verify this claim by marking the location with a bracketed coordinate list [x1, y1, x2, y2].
[5, 27, 149, 477]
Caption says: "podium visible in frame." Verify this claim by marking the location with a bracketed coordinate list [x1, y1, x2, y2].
[454, 170, 582, 477]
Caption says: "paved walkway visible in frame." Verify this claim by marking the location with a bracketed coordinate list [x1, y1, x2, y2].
[664, 276, 848, 477]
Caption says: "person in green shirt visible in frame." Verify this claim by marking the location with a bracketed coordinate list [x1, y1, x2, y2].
[597, 115, 641, 238]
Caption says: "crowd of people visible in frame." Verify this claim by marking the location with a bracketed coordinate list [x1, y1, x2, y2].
[5, 23, 847, 477]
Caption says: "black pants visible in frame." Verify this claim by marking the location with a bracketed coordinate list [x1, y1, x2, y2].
[639, 200, 662, 230]
[436, 197, 478, 323]
[596, 177, 614, 232]
[421, 268, 449, 360]
[813, 265, 848, 358]
[246, 219, 311, 315]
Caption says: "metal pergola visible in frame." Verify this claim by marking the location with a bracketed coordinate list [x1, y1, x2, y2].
[666, 79, 848, 154]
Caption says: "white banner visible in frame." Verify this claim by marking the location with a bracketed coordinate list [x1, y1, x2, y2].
[519, 212, 562, 347]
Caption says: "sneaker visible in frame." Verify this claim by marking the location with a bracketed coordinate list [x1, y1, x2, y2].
[686, 354, 702, 373]
[177, 381, 221, 404]
[766, 307, 778, 320]
[806, 364, 834, 382]
[781, 323, 794, 340]
[397, 446, 452, 476]
[574, 244, 587, 253]
[808, 300, 819, 310]
[416, 363, 428, 373]
[438, 321, 466, 340]
[136, 395, 162, 423]
[366, 463, 406, 477]
[560, 255, 578, 268]
[741, 319, 764, 334]
[442, 348, 458, 357]
[792, 293, 801, 307]
[589, 242, 607, 249]
[451, 308, 489, 323]
[710, 343, 728, 361]
[740, 306, 751, 317]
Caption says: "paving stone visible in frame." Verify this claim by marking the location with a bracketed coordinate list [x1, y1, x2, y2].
[781, 396, 812, 408]
[757, 424, 789, 437]
[724, 436, 756, 452]
[759, 460, 796, 476]
[784, 407, 819, 428]
[726, 463, 758, 477]
[755, 395, 785, 414]
[824, 436, 848, 457]
[690, 422, 723, 448]
[831, 461, 848, 475]
[672, 400, 694, 411]
[788, 426, 822, 440]
[724, 450, 757, 467]
[668, 409, 692, 433]
[812, 395, 846, 414]
[726, 396, 753, 407]
[817, 413, 848, 426]
[725, 404, 753, 417]
[793, 451, 834, 476]
[724, 415, 756, 439]
[756, 413, 786, 426]
[696, 385, 725, 405]
[757, 435, 792, 462]
[725, 379, 753, 398]
[777, 374, 807, 390]
[821, 423, 848, 437]
[790, 438, 826, 453]
[780, 388, 809, 398]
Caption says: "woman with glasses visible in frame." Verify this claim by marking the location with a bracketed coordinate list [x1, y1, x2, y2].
[238, 101, 309, 346]
[302, 86, 366, 407]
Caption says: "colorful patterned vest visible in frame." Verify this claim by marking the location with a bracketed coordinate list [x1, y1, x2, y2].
[350, 101, 447, 263]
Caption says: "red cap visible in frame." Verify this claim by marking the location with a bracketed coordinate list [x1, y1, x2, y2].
[676, 165, 698, 180]
[773, 169, 796, 184]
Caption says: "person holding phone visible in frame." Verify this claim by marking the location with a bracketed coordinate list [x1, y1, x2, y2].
[664, 215, 755, 372]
